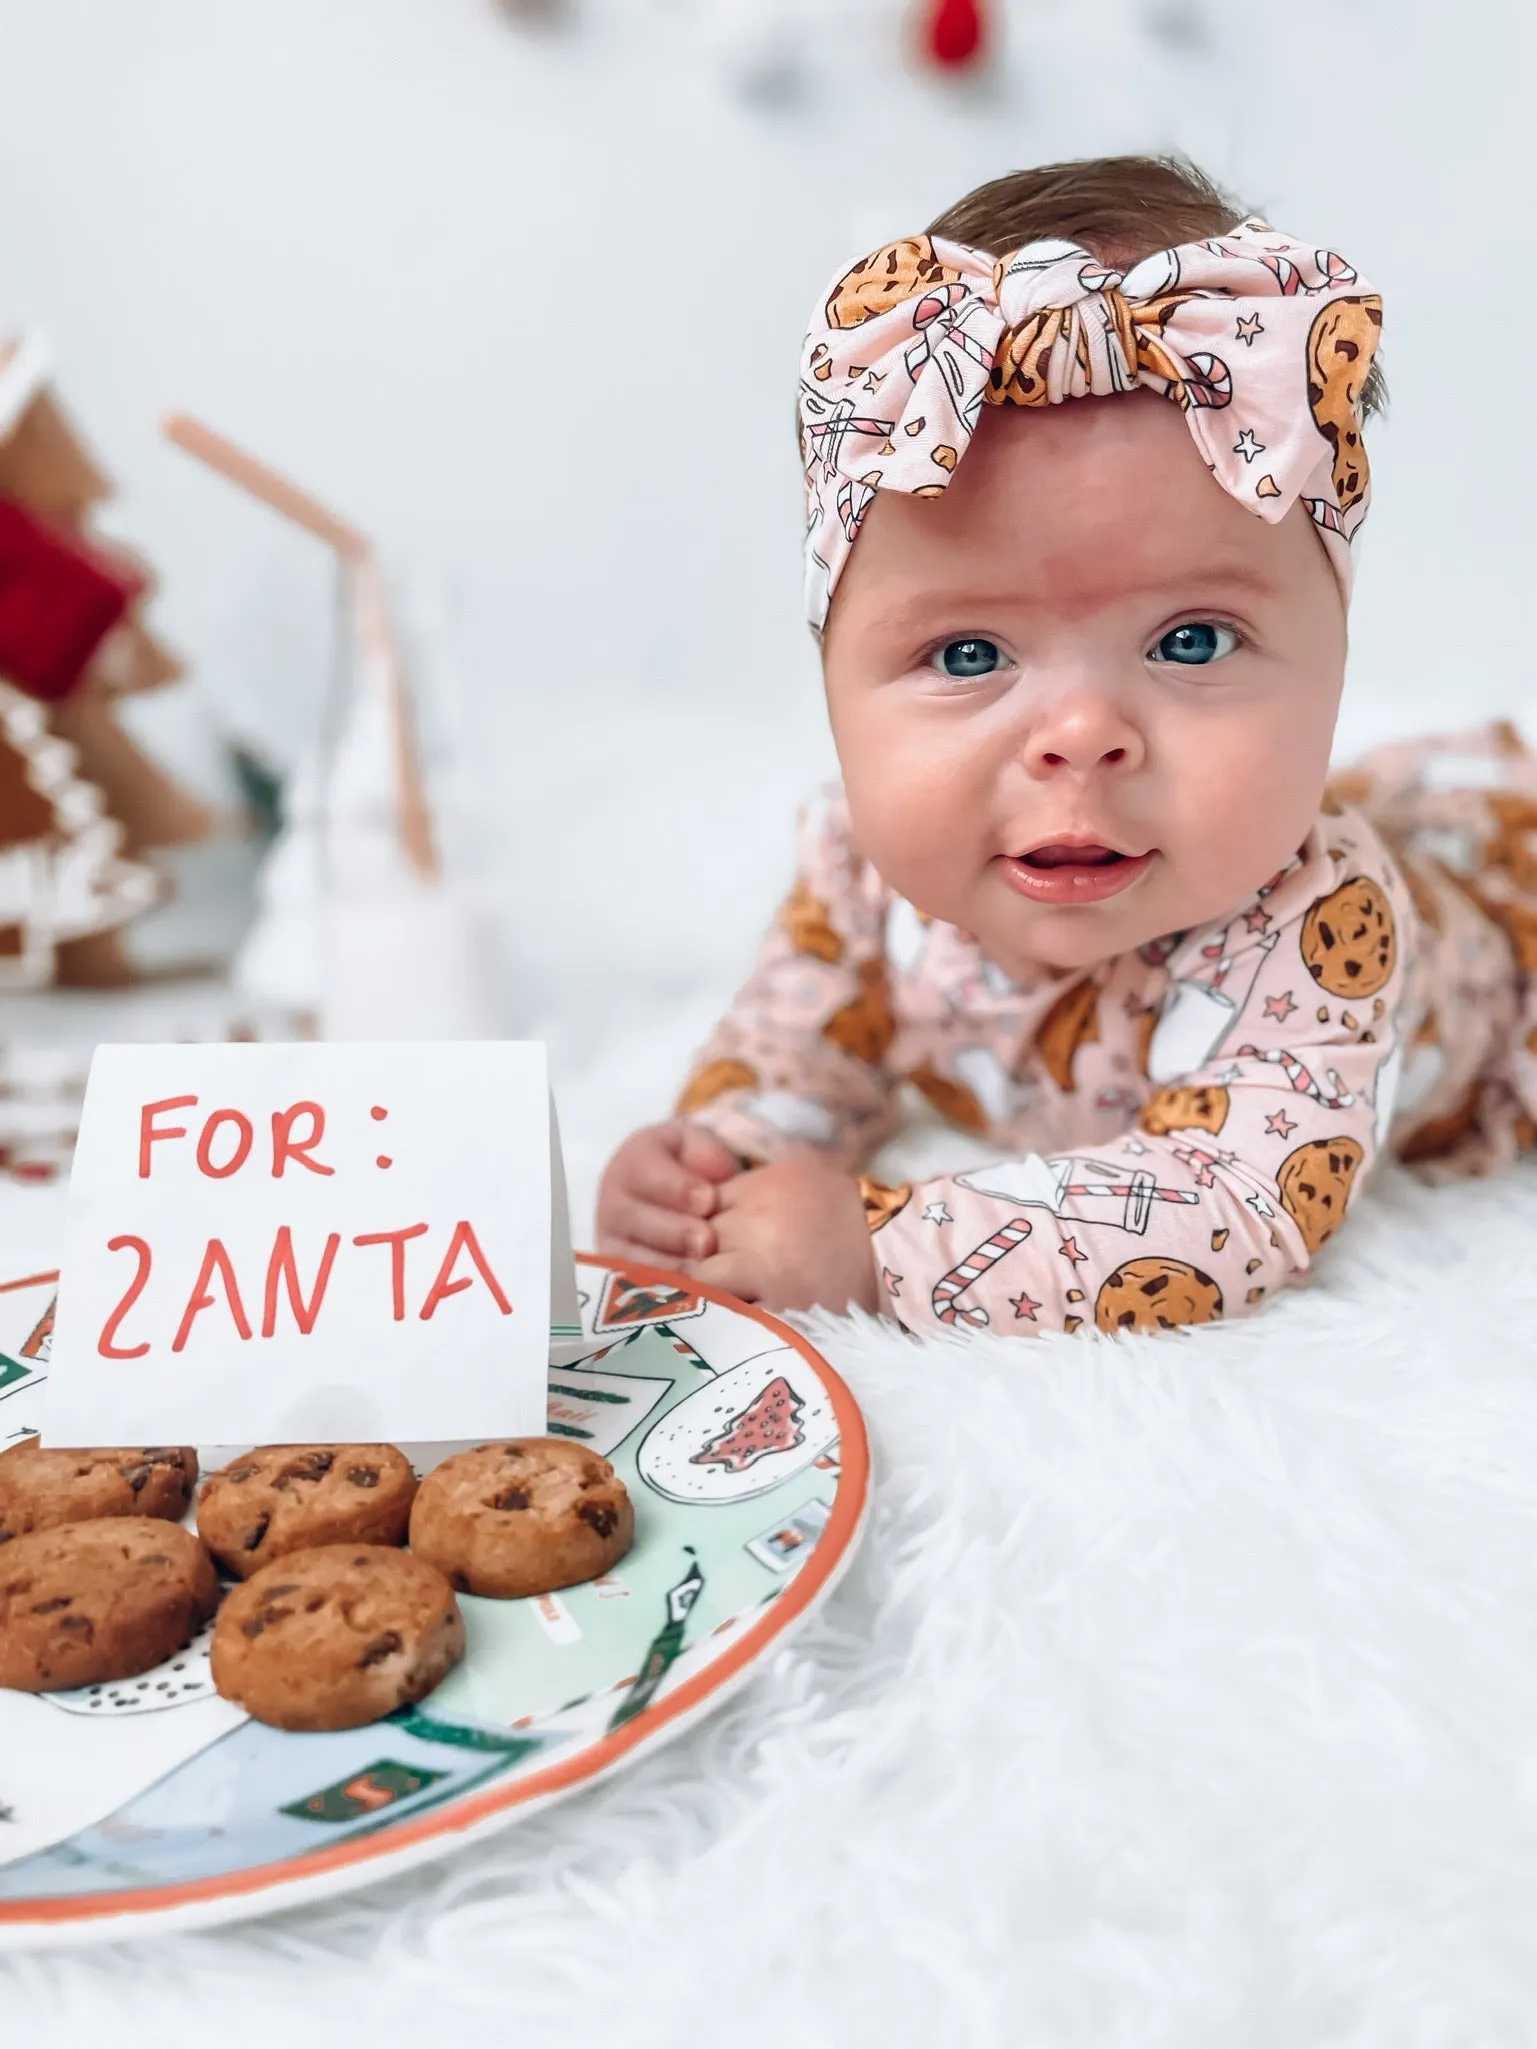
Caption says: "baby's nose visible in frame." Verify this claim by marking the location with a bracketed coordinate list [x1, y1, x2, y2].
[1022, 688, 1145, 779]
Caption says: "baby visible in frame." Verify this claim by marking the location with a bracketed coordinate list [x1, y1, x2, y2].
[597, 154, 1537, 1338]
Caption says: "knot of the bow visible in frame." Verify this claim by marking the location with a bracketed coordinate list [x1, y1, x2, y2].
[985, 250, 1195, 408]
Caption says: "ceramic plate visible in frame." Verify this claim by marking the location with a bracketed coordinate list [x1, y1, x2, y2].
[0, 1254, 868, 1950]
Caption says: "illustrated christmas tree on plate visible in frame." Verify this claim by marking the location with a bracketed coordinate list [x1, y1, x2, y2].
[0, 334, 212, 988]
[691, 1376, 806, 1474]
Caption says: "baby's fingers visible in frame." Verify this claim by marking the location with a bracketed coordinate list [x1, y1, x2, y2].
[690, 1252, 761, 1302]
[631, 1141, 721, 1220]
[603, 1239, 701, 1276]
[678, 1123, 742, 1186]
[601, 1196, 715, 1265]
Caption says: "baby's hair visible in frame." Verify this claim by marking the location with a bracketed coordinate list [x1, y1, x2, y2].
[926, 152, 1386, 419]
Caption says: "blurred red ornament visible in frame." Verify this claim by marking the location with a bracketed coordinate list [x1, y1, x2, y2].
[0, 495, 144, 702]
[920, 0, 987, 68]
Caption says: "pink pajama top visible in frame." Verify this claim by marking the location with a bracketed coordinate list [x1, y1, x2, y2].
[675, 727, 1537, 1338]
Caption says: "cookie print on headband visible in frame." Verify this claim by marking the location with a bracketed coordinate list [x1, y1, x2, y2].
[799, 218, 1382, 628]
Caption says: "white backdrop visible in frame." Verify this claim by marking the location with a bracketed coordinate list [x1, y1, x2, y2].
[2, 0, 1533, 1045]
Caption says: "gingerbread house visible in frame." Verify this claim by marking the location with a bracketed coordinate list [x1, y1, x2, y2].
[0, 334, 212, 988]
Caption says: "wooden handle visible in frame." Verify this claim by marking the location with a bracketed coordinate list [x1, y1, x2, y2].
[161, 413, 368, 560]
[352, 552, 439, 883]
[162, 411, 438, 882]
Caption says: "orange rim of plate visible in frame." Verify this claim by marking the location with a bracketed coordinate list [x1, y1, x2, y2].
[0, 1253, 870, 1929]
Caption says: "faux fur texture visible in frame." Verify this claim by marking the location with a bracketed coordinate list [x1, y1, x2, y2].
[7, 1133, 1537, 2045]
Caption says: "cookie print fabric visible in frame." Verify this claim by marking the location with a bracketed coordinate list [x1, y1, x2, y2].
[800, 218, 1381, 628]
[677, 726, 1537, 1338]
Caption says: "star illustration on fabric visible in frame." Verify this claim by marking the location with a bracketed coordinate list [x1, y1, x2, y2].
[1244, 1191, 1276, 1218]
[1193, 1164, 1217, 1188]
[923, 1201, 953, 1226]
[1243, 907, 1273, 934]
[1122, 1138, 1150, 1156]
[1233, 428, 1266, 463]
[1264, 991, 1297, 1022]
[1265, 1110, 1297, 1137]
[1235, 312, 1264, 345]
[1058, 1237, 1088, 1265]
[1010, 1292, 1041, 1321]
[881, 1267, 903, 1297]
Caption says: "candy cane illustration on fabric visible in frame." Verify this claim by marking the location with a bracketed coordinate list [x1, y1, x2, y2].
[1231, 1044, 1357, 1109]
[931, 1217, 1034, 1327]
[800, 391, 894, 475]
[903, 284, 994, 401]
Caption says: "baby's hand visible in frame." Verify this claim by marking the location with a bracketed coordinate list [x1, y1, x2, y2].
[595, 1119, 741, 1269]
[692, 1158, 880, 1315]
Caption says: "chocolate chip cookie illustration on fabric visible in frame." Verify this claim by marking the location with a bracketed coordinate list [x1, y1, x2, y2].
[782, 878, 844, 962]
[1305, 295, 1383, 515]
[1301, 877, 1397, 997]
[1094, 1257, 1224, 1334]
[823, 958, 896, 1066]
[1138, 1083, 1230, 1137]
[822, 236, 964, 331]
[676, 1057, 760, 1117]
[858, 1177, 912, 1231]
[1276, 1136, 1366, 1253]
[1035, 977, 1101, 1092]
[906, 1062, 989, 1134]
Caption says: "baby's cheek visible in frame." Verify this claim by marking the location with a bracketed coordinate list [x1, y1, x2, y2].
[1164, 696, 1333, 890]
[843, 735, 981, 905]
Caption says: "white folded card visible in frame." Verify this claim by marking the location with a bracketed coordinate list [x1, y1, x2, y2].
[44, 1041, 581, 1446]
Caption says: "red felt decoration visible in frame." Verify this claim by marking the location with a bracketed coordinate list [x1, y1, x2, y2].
[0, 494, 145, 703]
[920, 0, 986, 68]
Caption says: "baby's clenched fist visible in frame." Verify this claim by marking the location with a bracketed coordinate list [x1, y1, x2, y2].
[596, 1119, 741, 1270]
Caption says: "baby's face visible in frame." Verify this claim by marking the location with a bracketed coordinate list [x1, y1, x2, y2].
[821, 391, 1348, 977]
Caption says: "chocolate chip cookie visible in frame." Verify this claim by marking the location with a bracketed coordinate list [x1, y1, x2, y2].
[1300, 875, 1398, 998]
[0, 1518, 220, 1692]
[1276, 1135, 1366, 1254]
[1094, 1256, 1225, 1335]
[0, 1442, 198, 1545]
[210, 1544, 465, 1731]
[196, 1444, 417, 1578]
[408, 1439, 634, 1599]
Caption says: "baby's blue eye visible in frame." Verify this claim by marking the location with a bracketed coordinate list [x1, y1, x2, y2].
[936, 637, 1005, 678]
[1148, 621, 1239, 666]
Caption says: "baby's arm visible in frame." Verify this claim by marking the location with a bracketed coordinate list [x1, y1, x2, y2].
[868, 845, 1411, 1337]
[668, 787, 898, 1165]
[596, 788, 899, 1264]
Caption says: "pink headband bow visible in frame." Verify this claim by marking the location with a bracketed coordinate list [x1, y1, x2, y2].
[799, 216, 1382, 629]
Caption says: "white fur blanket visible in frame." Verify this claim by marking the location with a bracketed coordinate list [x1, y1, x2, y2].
[7, 1122, 1537, 2044]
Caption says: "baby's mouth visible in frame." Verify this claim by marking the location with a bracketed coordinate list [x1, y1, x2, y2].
[1021, 842, 1125, 870]
[1000, 839, 1155, 906]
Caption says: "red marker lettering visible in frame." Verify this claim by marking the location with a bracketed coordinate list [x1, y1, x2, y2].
[138, 1096, 197, 1179]
[195, 1109, 254, 1180]
[352, 1223, 428, 1321]
[171, 1239, 252, 1351]
[271, 1101, 334, 1178]
[418, 1221, 513, 1321]
[97, 1235, 153, 1359]
[262, 1226, 341, 1338]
